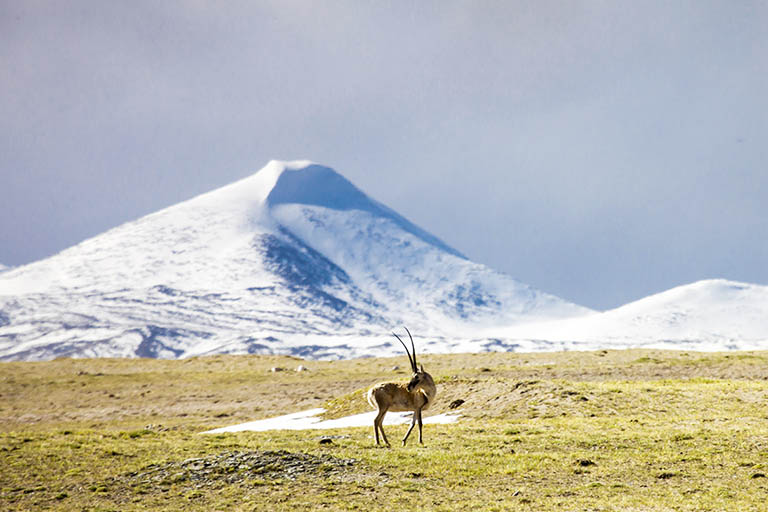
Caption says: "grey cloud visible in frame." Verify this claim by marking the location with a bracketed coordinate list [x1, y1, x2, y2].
[1, 1, 767, 309]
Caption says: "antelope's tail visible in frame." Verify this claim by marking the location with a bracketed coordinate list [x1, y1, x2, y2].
[365, 387, 377, 409]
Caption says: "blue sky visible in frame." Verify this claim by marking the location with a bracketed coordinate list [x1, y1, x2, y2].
[1, 1, 767, 310]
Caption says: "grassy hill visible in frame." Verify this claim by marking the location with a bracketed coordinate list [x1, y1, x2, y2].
[2, 350, 768, 510]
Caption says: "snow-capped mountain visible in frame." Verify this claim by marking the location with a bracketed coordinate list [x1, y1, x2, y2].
[484, 279, 768, 352]
[0, 160, 590, 361]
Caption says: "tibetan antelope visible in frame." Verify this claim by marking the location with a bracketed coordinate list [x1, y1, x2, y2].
[366, 328, 437, 446]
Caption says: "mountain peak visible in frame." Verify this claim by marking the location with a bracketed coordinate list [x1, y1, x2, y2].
[191, 159, 379, 213]
[260, 160, 465, 258]
[177, 159, 318, 211]
[266, 161, 373, 212]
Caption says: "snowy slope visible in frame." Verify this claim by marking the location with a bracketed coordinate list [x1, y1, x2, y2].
[489, 279, 768, 351]
[0, 160, 590, 361]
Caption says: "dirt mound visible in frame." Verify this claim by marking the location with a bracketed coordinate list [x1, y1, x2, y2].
[120, 450, 358, 490]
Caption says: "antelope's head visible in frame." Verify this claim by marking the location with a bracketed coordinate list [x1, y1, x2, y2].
[406, 365, 432, 392]
[393, 327, 432, 392]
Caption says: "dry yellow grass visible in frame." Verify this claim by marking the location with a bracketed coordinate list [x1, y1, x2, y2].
[2, 349, 768, 510]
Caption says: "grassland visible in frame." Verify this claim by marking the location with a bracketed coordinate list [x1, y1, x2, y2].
[1, 349, 767, 511]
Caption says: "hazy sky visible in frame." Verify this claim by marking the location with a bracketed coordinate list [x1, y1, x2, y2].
[2, 1, 767, 310]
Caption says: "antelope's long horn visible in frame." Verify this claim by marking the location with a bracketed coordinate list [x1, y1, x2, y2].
[404, 326, 417, 369]
[392, 331, 416, 372]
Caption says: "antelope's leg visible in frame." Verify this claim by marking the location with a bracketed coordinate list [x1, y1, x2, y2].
[373, 410, 380, 445]
[402, 412, 417, 446]
[417, 409, 424, 444]
[375, 408, 390, 446]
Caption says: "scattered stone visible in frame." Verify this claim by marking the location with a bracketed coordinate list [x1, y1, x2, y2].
[295, 365, 309, 372]
[751, 473, 766, 479]
[318, 438, 334, 445]
[270, 367, 285, 373]
[576, 459, 596, 467]
[117, 450, 358, 492]
[448, 399, 465, 409]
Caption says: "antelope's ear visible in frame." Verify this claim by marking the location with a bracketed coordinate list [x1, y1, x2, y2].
[420, 364, 424, 372]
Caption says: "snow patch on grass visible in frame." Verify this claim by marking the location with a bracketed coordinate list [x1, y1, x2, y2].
[202, 407, 461, 433]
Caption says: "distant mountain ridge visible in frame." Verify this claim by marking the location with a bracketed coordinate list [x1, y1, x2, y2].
[0, 160, 590, 361]
[3, 162, 765, 361]
[490, 278, 768, 352]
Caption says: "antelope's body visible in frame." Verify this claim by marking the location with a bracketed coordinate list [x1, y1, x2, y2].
[366, 380, 434, 413]
[367, 328, 437, 446]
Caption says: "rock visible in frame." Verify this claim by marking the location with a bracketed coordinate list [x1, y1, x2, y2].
[116, 449, 358, 490]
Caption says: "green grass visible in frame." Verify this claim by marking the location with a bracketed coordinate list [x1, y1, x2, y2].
[2, 350, 768, 510]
